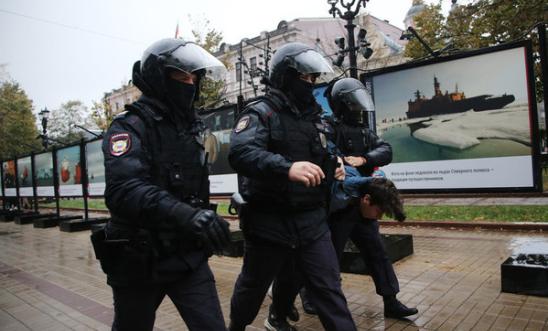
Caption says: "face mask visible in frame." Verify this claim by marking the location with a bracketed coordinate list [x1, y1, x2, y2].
[165, 78, 196, 114]
[288, 78, 316, 110]
[342, 107, 363, 125]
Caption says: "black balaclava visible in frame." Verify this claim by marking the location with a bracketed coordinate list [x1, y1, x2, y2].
[342, 105, 363, 125]
[165, 77, 196, 114]
[283, 68, 316, 111]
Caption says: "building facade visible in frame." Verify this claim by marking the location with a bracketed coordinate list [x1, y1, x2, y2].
[103, 82, 141, 116]
[215, 12, 408, 104]
[105, 9, 415, 113]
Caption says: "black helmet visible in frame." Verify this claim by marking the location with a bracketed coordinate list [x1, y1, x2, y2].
[326, 77, 374, 125]
[133, 38, 225, 99]
[269, 42, 333, 89]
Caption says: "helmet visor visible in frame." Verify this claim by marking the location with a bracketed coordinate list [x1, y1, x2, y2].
[291, 50, 334, 84]
[168, 42, 226, 80]
[344, 88, 375, 113]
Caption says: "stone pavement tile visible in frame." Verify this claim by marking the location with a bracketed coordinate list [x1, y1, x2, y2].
[2, 222, 548, 330]
[500, 305, 521, 319]
[470, 313, 497, 330]
[438, 302, 476, 330]
[423, 306, 454, 329]
[506, 318, 530, 331]
[491, 315, 515, 330]
[529, 309, 548, 324]
[524, 320, 546, 330]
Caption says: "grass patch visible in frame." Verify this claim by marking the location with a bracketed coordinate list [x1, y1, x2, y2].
[40, 199, 548, 223]
[399, 205, 548, 222]
[543, 169, 548, 192]
[41, 198, 107, 210]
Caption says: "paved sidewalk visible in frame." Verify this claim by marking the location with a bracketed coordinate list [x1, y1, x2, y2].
[0, 222, 547, 331]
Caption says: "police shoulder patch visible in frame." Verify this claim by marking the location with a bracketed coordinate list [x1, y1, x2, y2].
[110, 133, 131, 156]
[234, 115, 250, 133]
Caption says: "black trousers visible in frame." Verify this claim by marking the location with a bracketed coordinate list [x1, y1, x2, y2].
[230, 231, 356, 331]
[111, 262, 226, 331]
[329, 207, 399, 296]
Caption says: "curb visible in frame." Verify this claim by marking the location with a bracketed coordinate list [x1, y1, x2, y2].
[379, 220, 548, 231]
[40, 208, 547, 232]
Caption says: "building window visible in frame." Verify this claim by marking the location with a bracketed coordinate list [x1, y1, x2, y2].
[250, 57, 257, 76]
[236, 62, 242, 82]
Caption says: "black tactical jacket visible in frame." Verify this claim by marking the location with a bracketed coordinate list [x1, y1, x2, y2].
[102, 95, 209, 285]
[334, 121, 392, 176]
[228, 89, 332, 247]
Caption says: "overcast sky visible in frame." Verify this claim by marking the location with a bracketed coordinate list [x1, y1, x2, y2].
[0, 0, 453, 115]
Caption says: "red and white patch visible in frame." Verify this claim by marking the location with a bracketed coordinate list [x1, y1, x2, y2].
[110, 133, 131, 156]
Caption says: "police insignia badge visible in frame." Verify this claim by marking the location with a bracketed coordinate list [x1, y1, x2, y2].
[234, 115, 250, 133]
[110, 133, 131, 156]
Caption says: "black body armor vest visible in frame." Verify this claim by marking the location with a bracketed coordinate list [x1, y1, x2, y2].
[337, 123, 374, 176]
[131, 103, 209, 210]
[245, 99, 330, 210]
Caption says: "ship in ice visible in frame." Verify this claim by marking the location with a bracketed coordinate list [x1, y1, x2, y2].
[405, 77, 515, 119]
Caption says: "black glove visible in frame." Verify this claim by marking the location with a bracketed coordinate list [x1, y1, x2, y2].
[187, 209, 231, 254]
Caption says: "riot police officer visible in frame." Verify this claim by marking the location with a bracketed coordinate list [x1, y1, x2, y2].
[227, 42, 356, 331]
[327, 77, 418, 318]
[99, 38, 231, 331]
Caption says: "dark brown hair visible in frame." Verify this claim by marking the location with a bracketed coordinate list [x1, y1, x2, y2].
[359, 178, 406, 221]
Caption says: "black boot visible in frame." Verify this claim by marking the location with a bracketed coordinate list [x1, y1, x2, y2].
[299, 288, 317, 315]
[228, 320, 246, 331]
[383, 296, 418, 318]
[264, 305, 297, 331]
[287, 305, 300, 322]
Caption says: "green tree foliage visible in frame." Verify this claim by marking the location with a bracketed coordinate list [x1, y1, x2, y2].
[47, 100, 98, 145]
[405, 0, 546, 102]
[189, 16, 227, 110]
[404, 2, 446, 59]
[0, 80, 41, 159]
[90, 97, 113, 132]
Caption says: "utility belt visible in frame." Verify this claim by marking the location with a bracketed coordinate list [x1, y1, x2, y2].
[90, 200, 217, 280]
[90, 222, 156, 281]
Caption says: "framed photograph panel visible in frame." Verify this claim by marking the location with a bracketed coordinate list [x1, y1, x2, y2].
[366, 40, 540, 192]
[17, 156, 33, 197]
[85, 139, 105, 196]
[35, 152, 55, 197]
[56, 145, 83, 197]
[2, 160, 17, 197]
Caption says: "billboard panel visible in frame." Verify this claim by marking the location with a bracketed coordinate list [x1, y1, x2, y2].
[2, 160, 16, 197]
[367, 42, 538, 192]
[86, 139, 105, 196]
[34, 152, 55, 197]
[17, 156, 33, 197]
[56, 145, 83, 196]
[201, 105, 238, 194]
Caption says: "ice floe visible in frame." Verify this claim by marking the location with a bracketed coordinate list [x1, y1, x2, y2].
[410, 104, 530, 149]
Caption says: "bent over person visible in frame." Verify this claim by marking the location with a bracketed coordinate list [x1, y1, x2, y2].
[96, 38, 231, 331]
[227, 42, 356, 331]
[327, 78, 418, 318]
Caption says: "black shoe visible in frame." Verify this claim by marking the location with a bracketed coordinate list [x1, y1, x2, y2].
[287, 305, 300, 322]
[302, 300, 317, 315]
[384, 299, 418, 318]
[228, 321, 246, 331]
[299, 288, 317, 315]
[264, 306, 297, 331]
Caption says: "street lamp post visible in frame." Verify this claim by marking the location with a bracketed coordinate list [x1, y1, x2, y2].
[38, 107, 50, 150]
[328, 0, 370, 78]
